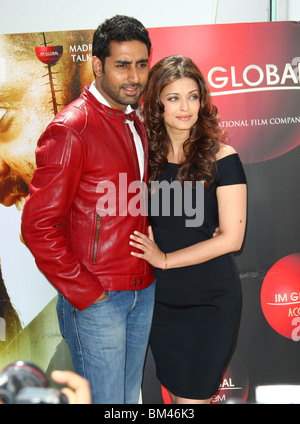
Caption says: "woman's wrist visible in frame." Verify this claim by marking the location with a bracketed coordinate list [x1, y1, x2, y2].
[162, 253, 168, 272]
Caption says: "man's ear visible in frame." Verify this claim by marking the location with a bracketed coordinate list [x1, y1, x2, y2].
[92, 56, 102, 77]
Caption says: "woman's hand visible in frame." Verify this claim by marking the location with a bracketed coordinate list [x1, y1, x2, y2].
[212, 227, 220, 237]
[130, 226, 166, 269]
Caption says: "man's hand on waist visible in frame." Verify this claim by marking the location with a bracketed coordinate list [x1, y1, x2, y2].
[94, 291, 108, 303]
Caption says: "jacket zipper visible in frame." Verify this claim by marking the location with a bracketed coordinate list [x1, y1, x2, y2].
[92, 213, 101, 263]
[124, 119, 146, 274]
[124, 121, 139, 180]
[132, 119, 147, 222]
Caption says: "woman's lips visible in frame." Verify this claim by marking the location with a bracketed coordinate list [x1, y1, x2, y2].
[176, 115, 192, 121]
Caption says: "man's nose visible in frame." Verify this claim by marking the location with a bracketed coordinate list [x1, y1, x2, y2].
[127, 66, 140, 84]
[0, 158, 10, 182]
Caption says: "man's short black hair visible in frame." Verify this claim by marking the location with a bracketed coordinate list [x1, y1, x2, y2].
[92, 15, 151, 64]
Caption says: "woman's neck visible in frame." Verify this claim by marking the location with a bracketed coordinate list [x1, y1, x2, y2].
[166, 130, 188, 163]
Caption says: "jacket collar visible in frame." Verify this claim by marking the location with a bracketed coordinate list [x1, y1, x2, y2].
[84, 84, 138, 121]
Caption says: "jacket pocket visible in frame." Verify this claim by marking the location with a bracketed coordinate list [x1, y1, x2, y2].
[92, 213, 101, 263]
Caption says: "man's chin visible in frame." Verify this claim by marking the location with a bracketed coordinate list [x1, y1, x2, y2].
[0, 174, 29, 208]
[1, 194, 27, 209]
[118, 97, 140, 108]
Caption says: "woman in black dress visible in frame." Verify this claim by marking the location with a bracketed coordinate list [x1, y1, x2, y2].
[130, 56, 247, 404]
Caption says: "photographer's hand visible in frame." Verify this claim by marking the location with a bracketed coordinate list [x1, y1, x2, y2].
[51, 370, 91, 404]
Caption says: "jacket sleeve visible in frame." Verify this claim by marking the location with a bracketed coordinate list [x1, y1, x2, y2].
[21, 122, 104, 310]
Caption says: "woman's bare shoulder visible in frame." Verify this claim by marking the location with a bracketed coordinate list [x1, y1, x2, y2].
[215, 144, 237, 161]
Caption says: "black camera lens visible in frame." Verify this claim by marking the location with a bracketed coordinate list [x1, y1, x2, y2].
[1, 361, 48, 388]
[0, 361, 68, 404]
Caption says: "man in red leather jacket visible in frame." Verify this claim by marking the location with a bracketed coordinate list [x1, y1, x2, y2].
[21, 15, 155, 404]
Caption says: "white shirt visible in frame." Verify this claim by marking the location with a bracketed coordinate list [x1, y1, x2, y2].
[89, 82, 144, 180]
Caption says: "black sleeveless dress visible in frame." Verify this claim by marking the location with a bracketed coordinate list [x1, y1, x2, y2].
[148, 153, 247, 400]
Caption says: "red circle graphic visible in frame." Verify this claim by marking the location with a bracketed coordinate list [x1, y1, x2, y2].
[35, 46, 63, 66]
[261, 253, 300, 340]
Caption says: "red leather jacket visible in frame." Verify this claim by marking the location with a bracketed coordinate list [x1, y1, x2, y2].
[21, 86, 154, 310]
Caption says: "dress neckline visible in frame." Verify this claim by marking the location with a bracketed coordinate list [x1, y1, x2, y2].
[167, 153, 238, 167]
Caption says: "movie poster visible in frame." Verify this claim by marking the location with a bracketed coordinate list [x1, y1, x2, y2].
[0, 30, 94, 376]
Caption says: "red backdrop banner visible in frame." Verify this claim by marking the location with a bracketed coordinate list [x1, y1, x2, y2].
[148, 22, 300, 164]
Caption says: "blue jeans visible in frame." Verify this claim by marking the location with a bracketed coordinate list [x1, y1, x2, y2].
[56, 282, 155, 404]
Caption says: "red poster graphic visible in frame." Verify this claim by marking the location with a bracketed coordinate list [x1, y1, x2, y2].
[261, 253, 300, 340]
[35, 45, 63, 65]
[148, 22, 300, 164]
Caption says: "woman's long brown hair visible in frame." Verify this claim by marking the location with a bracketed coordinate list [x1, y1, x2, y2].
[142, 55, 227, 186]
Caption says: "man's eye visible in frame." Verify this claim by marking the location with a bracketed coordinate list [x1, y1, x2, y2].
[0, 108, 7, 120]
[0, 107, 15, 132]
